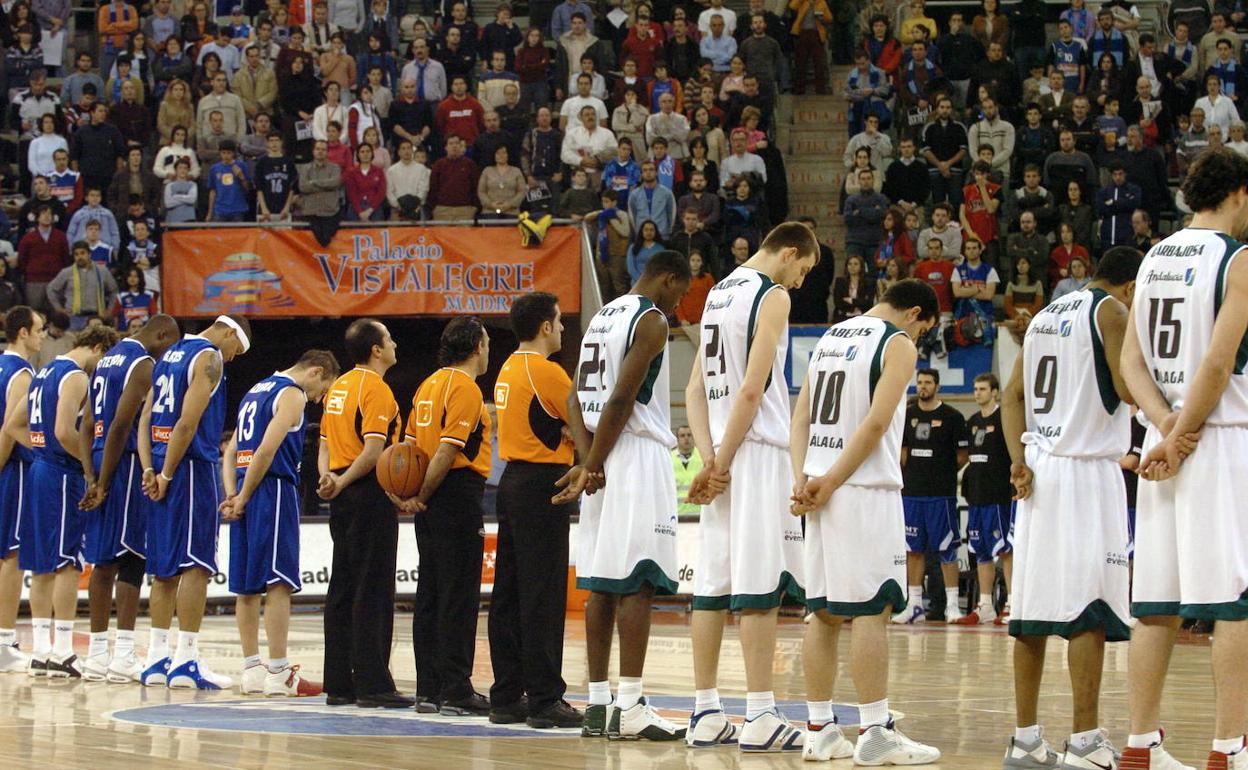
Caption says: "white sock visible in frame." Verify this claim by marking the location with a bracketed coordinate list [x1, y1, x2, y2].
[0, 627, 15, 646]
[907, 585, 922, 608]
[945, 587, 960, 613]
[145, 627, 170, 665]
[115, 629, 135, 658]
[244, 654, 262, 669]
[617, 677, 643, 710]
[587, 680, 612, 706]
[1070, 728, 1101, 751]
[694, 688, 721, 714]
[171, 631, 198, 667]
[88, 631, 109, 658]
[31, 618, 51, 655]
[859, 698, 889, 728]
[1015, 724, 1043, 744]
[979, 594, 994, 616]
[807, 700, 834, 727]
[745, 691, 775, 720]
[268, 657, 289, 673]
[53, 621, 74, 656]
[1213, 736, 1246, 755]
[1128, 730, 1162, 749]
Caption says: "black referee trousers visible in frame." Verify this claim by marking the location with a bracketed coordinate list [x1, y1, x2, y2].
[412, 468, 485, 702]
[487, 461, 574, 712]
[324, 475, 399, 698]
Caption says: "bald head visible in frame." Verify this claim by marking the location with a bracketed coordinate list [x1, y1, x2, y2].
[134, 314, 181, 357]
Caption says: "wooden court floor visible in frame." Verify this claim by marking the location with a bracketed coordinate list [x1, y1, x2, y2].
[0, 612, 1218, 769]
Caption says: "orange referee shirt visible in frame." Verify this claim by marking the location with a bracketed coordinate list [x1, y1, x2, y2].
[406, 367, 493, 478]
[494, 351, 575, 465]
[320, 366, 400, 472]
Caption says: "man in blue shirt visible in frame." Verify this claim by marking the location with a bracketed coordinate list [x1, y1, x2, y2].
[550, 0, 593, 42]
[700, 15, 738, 72]
[207, 140, 253, 222]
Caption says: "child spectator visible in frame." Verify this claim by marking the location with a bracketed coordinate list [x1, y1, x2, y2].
[206, 139, 253, 221]
[163, 159, 199, 223]
[84, 220, 114, 267]
[115, 264, 157, 330]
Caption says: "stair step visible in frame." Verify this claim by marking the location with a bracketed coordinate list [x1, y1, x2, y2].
[787, 132, 844, 156]
[788, 198, 844, 223]
[790, 104, 844, 126]
[787, 165, 844, 190]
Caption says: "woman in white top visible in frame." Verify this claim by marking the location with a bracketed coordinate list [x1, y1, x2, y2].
[312, 81, 348, 142]
[347, 84, 383, 150]
[26, 114, 66, 183]
[152, 124, 200, 179]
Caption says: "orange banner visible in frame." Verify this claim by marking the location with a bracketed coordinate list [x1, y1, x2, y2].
[162, 226, 582, 318]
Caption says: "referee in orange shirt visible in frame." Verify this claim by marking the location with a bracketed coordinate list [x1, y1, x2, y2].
[486, 293, 585, 730]
[318, 319, 413, 709]
[400, 317, 493, 715]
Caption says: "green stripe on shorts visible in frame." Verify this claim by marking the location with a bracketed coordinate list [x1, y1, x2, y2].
[807, 580, 906, 618]
[1180, 586, 1248, 621]
[1008, 599, 1131, 642]
[576, 559, 678, 596]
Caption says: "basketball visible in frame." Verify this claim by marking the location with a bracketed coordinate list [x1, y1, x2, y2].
[376, 442, 428, 498]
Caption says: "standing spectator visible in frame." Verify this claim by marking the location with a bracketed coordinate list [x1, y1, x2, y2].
[47, 149, 82, 211]
[626, 219, 665, 281]
[1097, 162, 1142, 248]
[163, 159, 199, 223]
[559, 73, 608, 132]
[883, 137, 930, 216]
[343, 143, 386, 221]
[27, 114, 66, 185]
[516, 28, 552, 110]
[1004, 211, 1049, 284]
[843, 168, 889, 260]
[830, 253, 876, 323]
[17, 205, 68, 310]
[874, 206, 916, 275]
[918, 203, 963, 259]
[47, 240, 118, 329]
[255, 133, 296, 221]
[477, 146, 525, 218]
[952, 373, 1015, 626]
[143, 0, 178, 51]
[17, 177, 65, 234]
[389, 78, 435, 157]
[107, 81, 150, 147]
[560, 106, 616, 190]
[951, 237, 999, 346]
[627, 160, 677, 239]
[197, 71, 246, 141]
[319, 31, 356, 92]
[645, 93, 690, 159]
[428, 134, 481, 220]
[939, 12, 983, 108]
[894, 368, 970, 624]
[206, 140, 252, 222]
[298, 139, 343, 223]
[64, 53, 106, 108]
[738, 13, 782, 98]
[157, 79, 196, 146]
[67, 187, 120, 248]
[198, 25, 241, 77]
[347, 85, 385, 151]
[550, 0, 592, 42]
[1043, 130, 1097, 196]
[622, 17, 664, 79]
[1050, 220, 1089, 287]
[319, 320, 410, 709]
[665, 17, 700, 84]
[1004, 254, 1046, 328]
[968, 97, 1015, 187]
[844, 112, 893, 171]
[435, 76, 486, 147]
[844, 53, 891, 137]
[1052, 254, 1090, 297]
[153, 38, 194, 104]
[481, 4, 522, 69]
[1010, 165, 1056, 235]
[1121, 125, 1170, 227]
[107, 147, 160, 223]
[1194, 74, 1238, 136]
[522, 107, 564, 199]
[401, 38, 447, 103]
[913, 236, 955, 341]
[922, 97, 968, 208]
[789, 0, 830, 95]
[403, 318, 492, 716]
[677, 168, 722, 232]
[700, 14, 737, 73]
[387, 140, 430, 219]
[611, 90, 648, 156]
[98, 0, 139, 76]
[70, 103, 126, 195]
[718, 128, 765, 193]
[671, 425, 704, 513]
[959, 161, 1002, 264]
[234, 45, 277, 122]
[699, 0, 738, 36]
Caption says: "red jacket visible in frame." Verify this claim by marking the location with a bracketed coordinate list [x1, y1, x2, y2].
[428, 155, 481, 208]
[342, 164, 387, 215]
[435, 95, 486, 145]
[18, 227, 70, 283]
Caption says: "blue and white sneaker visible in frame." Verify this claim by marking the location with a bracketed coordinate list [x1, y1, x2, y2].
[739, 710, 804, 753]
[686, 709, 740, 747]
[140, 657, 171, 687]
[167, 659, 234, 690]
[891, 605, 926, 625]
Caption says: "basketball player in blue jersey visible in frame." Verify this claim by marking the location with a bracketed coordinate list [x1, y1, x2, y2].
[0, 307, 44, 673]
[221, 350, 338, 698]
[6, 325, 119, 677]
[77, 315, 180, 683]
[139, 315, 251, 690]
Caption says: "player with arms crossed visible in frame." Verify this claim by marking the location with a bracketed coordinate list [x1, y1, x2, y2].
[553, 250, 691, 741]
[1001, 245, 1143, 770]
[222, 350, 338, 697]
[1125, 147, 1248, 770]
[0, 307, 43, 672]
[10, 325, 119, 677]
[78, 315, 179, 682]
[140, 315, 251, 689]
[683, 221, 818, 752]
[792, 278, 943, 766]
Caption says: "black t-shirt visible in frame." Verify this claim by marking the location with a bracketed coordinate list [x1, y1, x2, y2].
[902, 401, 968, 498]
[962, 407, 1013, 505]
[1123, 414, 1146, 509]
[255, 155, 297, 214]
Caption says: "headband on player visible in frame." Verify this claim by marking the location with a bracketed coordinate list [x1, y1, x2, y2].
[216, 315, 251, 353]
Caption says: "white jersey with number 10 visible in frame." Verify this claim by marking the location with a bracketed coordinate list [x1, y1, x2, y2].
[1133, 227, 1248, 427]
[575, 294, 675, 448]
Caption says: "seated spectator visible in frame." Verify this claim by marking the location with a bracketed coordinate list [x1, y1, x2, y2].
[1097, 162, 1142, 249]
[951, 237, 998, 346]
[843, 168, 888, 260]
[627, 160, 677, 239]
[255, 133, 296, 221]
[206, 140, 252, 222]
[428, 134, 481, 221]
[297, 139, 342, 224]
[918, 202, 962, 259]
[627, 219, 666, 282]
[873, 206, 915, 276]
[1004, 211, 1048, 284]
[1050, 221, 1090, 287]
[1052, 254, 1090, 298]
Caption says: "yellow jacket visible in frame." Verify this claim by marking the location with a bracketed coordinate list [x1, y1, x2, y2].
[788, 0, 832, 43]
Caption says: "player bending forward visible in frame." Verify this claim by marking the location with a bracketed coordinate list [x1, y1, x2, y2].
[223, 350, 339, 697]
[792, 278, 943, 766]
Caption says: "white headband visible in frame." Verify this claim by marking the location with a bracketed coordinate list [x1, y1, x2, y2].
[216, 315, 251, 353]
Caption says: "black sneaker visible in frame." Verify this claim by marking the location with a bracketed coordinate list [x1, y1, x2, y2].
[45, 653, 82, 679]
[27, 656, 47, 678]
[527, 700, 584, 729]
[440, 691, 490, 716]
[582, 703, 608, 737]
[415, 696, 440, 714]
[489, 697, 529, 724]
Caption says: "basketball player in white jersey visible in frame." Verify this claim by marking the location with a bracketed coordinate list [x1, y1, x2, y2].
[1124, 148, 1248, 770]
[1001, 245, 1143, 770]
[683, 222, 819, 752]
[553, 250, 691, 741]
[792, 279, 943, 765]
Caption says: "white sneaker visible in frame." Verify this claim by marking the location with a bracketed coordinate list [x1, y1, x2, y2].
[1004, 733, 1060, 768]
[613, 697, 685, 741]
[944, 607, 965, 623]
[81, 652, 111, 682]
[891, 605, 925, 625]
[686, 709, 740, 748]
[1119, 743, 1194, 770]
[240, 663, 266, 695]
[106, 652, 144, 683]
[739, 710, 804, 753]
[0, 643, 29, 673]
[804, 722, 854, 761]
[45, 652, 84, 679]
[853, 723, 941, 766]
[1060, 731, 1119, 769]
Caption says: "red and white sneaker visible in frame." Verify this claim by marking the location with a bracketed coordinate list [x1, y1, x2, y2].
[952, 611, 994, 626]
[264, 664, 323, 697]
[1206, 745, 1248, 770]
[995, 607, 1011, 626]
